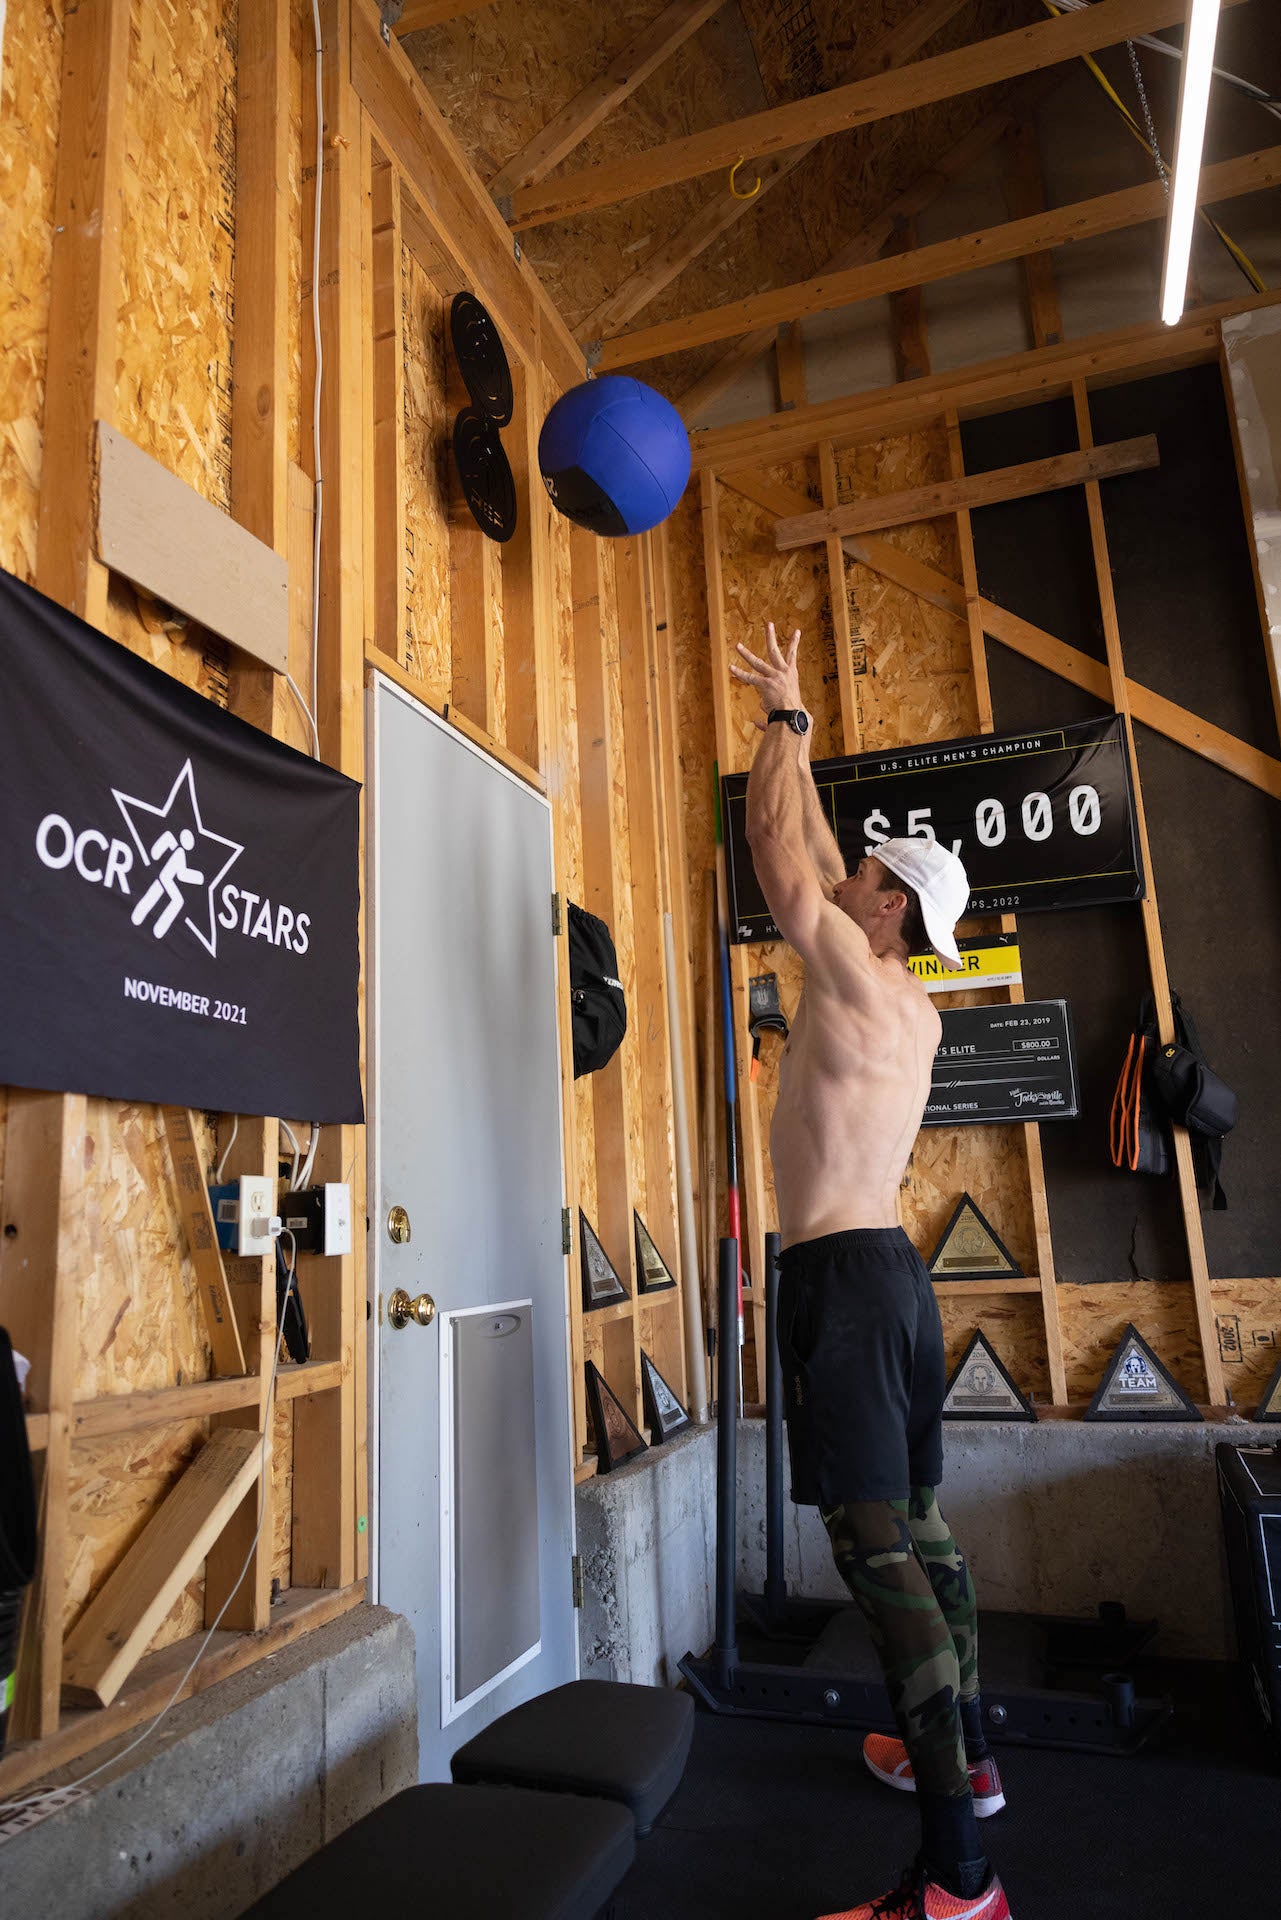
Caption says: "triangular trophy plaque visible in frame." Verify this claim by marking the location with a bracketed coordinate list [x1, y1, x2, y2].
[943, 1330, 1036, 1422]
[634, 1212, 677, 1293]
[926, 1195, 1023, 1281]
[641, 1349, 691, 1442]
[580, 1212, 628, 1313]
[585, 1361, 648, 1472]
[1254, 1352, 1281, 1422]
[1085, 1324, 1202, 1422]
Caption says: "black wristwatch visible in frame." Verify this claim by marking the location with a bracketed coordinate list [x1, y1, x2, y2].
[768, 709, 810, 736]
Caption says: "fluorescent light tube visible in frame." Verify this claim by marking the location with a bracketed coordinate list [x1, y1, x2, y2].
[1160, 0, 1223, 326]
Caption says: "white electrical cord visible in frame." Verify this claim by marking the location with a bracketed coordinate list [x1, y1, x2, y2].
[213, 1114, 240, 1185]
[297, 1122, 320, 1192]
[1051, 0, 1281, 122]
[0, 1251, 299, 1824]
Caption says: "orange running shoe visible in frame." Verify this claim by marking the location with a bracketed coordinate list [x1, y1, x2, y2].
[817, 1855, 1012, 1919]
[861, 1733, 1006, 1817]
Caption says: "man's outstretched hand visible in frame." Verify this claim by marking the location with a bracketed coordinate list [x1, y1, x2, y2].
[730, 622, 804, 731]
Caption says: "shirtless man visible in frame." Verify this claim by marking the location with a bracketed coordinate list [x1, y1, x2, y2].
[732, 623, 1012, 1920]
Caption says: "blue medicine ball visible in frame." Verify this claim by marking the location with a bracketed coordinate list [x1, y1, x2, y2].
[538, 376, 691, 538]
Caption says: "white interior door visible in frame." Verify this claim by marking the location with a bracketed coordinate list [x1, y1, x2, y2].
[367, 674, 577, 1781]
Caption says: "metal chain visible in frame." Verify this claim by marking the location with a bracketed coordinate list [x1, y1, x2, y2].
[1127, 40, 1169, 193]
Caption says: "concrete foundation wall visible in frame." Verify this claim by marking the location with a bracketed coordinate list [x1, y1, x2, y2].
[576, 1422, 717, 1685]
[576, 1417, 1265, 1679]
[736, 1418, 1274, 1662]
[0, 1605, 417, 1920]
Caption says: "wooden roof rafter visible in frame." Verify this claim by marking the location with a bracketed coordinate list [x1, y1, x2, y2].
[600, 139, 1281, 369]
[504, 0, 1249, 231]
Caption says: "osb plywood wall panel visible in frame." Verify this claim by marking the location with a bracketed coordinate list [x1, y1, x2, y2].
[1058, 1281, 1208, 1405]
[0, 0, 64, 586]
[402, 248, 452, 697]
[902, 1125, 1037, 1276]
[837, 431, 981, 752]
[75, 1101, 210, 1401]
[939, 1294, 1050, 1401]
[117, 0, 238, 512]
[103, 0, 241, 701]
[65, 1420, 208, 1642]
[1211, 1279, 1281, 1411]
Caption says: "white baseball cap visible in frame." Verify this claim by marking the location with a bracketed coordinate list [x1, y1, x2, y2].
[873, 837, 971, 970]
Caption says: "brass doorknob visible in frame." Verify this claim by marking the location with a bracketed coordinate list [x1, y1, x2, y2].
[388, 1288, 435, 1330]
[387, 1205, 412, 1244]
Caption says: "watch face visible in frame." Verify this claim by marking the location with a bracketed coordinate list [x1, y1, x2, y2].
[795, 711, 810, 734]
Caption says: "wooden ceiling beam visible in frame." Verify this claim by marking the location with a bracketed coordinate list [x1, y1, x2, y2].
[677, 99, 1022, 421]
[689, 285, 1281, 471]
[601, 140, 1281, 369]
[773, 435, 1159, 548]
[489, 0, 725, 203]
[506, 0, 1248, 231]
[574, 0, 973, 344]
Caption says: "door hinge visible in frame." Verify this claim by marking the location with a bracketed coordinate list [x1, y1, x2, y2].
[561, 1207, 573, 1256]
[551, 891, 563, 936]
[571, 1553, 584, 1609]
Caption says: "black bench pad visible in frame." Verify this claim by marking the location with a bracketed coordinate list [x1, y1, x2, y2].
[451, 1679, 694, 1837]
[239, 1782, 634, 1919]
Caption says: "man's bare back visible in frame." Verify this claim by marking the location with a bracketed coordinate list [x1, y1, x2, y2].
[771, 944, 941, 1248]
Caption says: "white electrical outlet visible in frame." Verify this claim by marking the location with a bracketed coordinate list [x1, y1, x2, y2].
[324, 1182, 352, 1257]
[237, 1175, 278, 1258]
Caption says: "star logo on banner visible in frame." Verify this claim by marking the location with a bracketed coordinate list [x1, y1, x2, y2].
[111, 760, 243, 957]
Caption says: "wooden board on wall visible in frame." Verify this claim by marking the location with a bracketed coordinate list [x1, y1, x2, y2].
[95, 422, 291, 673]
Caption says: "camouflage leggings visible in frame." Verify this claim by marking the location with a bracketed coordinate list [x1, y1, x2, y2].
[820, 1488, 979, 1798]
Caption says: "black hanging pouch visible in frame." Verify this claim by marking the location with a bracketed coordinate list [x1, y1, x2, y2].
[568, 902, 627, 1078]
[1150, 994, 1237, 1210]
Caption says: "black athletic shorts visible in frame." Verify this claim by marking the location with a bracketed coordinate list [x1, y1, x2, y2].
[776, 1226, 946, 1506]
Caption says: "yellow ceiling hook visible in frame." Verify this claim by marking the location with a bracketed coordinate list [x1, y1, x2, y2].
[729, 156, 761, 200]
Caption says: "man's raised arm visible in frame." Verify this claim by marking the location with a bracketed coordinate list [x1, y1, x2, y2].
[732, 623, 831, 952]
[798, 746, 846, 895]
